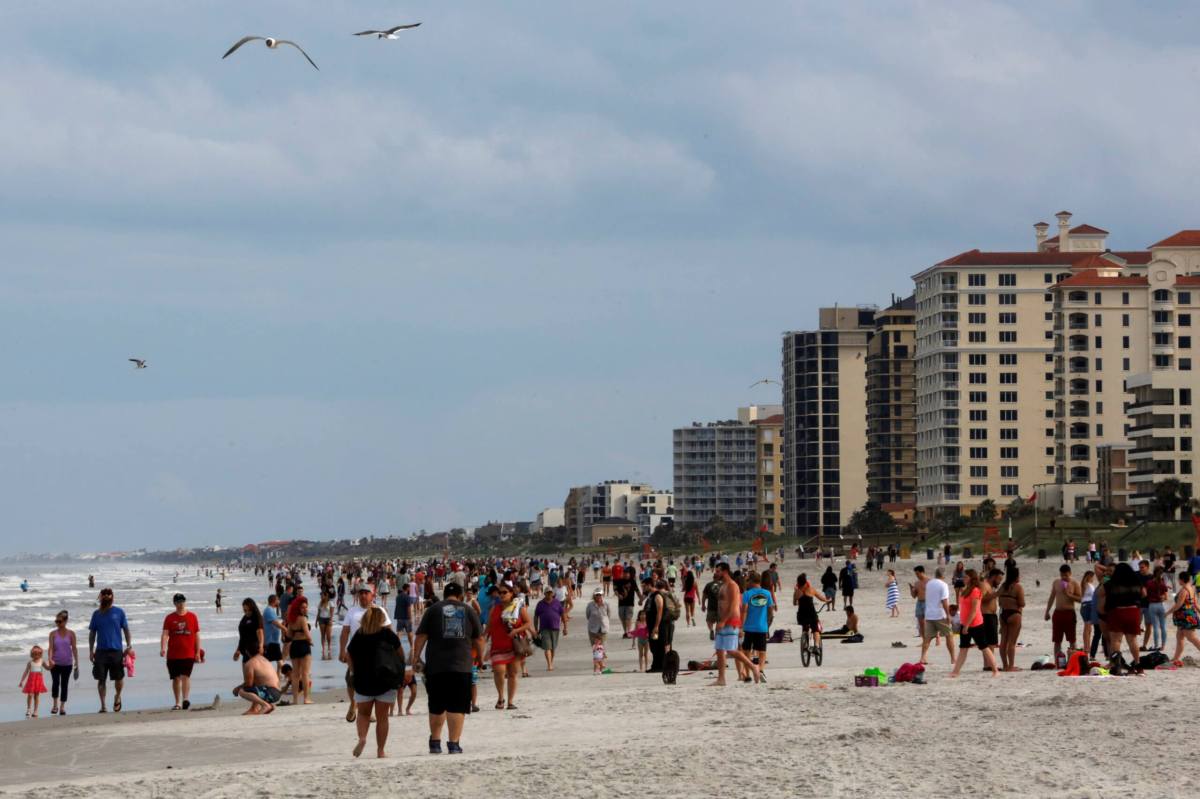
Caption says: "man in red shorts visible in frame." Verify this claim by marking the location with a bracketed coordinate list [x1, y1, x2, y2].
[1044, 564, 1082, 663]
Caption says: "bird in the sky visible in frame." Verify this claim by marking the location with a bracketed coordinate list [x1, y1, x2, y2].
[222, 36, 319, 70]
[749, 378, 782, 389]
[352, 23, 421, 39]
[129, 358, 148, 369]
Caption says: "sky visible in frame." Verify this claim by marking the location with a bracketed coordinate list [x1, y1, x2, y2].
[3, 1, 1200, 554]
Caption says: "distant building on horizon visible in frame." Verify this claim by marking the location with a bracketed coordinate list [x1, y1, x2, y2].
[673, 405, 780, 533]
[563, 480, 672, 546]
[783, 307, 875, 541]
[531, 507, 565, 533]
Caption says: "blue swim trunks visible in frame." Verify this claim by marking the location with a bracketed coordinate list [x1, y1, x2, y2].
[714, 625, 740, 652]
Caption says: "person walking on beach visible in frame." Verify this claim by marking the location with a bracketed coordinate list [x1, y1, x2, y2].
[740, 572, 774, 678]
[1043, 564, 1082, 664]
[949, 570, 998, 678]
[920, 568, 956, 666]
[286, 596, 313, 705]
[19, 646, 48, 718]
[533, 587, 563, 671]
[1169, 571, 1200, 665]
[413, 583, 483, 754]
[485, 584, 529, 710]
[263, 594, 286, 674]
[235, 598, 264, 662]
[340, 584, 391, 723]
[586, 588, 611, 651]
[215, 589, 223, 614]
[46, 610, 78, 716]
[347, 606, 404, 758]
[316, 592, 335, 660]
[711, 562, 761, 686]
[820, 567, 838, 611]
[615, 570, 641, 637]
[160, 593, 201, 710]
[88, 587, 133, 713]
[701, 572, 722, 641]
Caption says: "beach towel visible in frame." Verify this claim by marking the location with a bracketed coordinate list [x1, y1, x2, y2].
[893, 662, 924, 683]
[1057, 651, 1091, 677]
[124, 649, 137, 678]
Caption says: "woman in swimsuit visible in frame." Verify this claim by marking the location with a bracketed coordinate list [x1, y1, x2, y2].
[1169, 571, 1200, 666]
[285, 596, 313, 705]
[682, 570, 698, 627]
[316, 593, 335, 660]
[996, 566, 1025, 672]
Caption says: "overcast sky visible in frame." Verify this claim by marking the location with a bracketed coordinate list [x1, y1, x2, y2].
[3, 1, 1200, 554]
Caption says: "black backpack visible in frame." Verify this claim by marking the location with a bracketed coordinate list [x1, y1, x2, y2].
[662, 650, 680, 685]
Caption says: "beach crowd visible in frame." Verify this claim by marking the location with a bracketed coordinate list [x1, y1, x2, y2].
[17, 536, 1200, 757]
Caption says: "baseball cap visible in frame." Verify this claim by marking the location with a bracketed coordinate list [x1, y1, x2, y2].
[355, 583, 375, 593]
[593, 588, 603, 596]
[173, 593, 186, 603]
[443, 583, 464, 598]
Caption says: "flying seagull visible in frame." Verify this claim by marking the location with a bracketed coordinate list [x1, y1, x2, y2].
[353, 23, 421, 39]
[749, 378, 782, 389]
[223, 36, 319, 70]
[129, 358, 147, 369]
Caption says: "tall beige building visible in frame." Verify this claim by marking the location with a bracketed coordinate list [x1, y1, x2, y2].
[912, 212, 1149, 516]
[783, 307, 875, 540]
[753, 412, 784, 534]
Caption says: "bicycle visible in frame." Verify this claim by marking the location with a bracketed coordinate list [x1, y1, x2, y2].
[799, 614, 824, 667]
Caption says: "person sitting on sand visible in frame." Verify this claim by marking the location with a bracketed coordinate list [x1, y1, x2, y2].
[828, 605, 859, 636]
[235, 651, 281, 715]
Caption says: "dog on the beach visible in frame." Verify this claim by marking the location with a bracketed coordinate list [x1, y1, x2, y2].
[662, 650, 680, 684]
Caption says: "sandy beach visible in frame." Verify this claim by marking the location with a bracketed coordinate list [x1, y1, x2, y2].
[1, 556, 1195, 799]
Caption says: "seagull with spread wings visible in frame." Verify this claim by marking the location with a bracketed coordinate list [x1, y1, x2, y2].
[129, 358, 148, 369]
[223, 36, 319, 70]
[353, 23, 421, 39]
[749, 378, 782, 388]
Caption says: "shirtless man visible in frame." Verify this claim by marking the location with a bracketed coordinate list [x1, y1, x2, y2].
[710, 563, 761, 686]
[235, 651, 281, 715]
[909, 566, 929, 641]
[1044, 564, 1083, 661]
[981, 569, 1003, 661]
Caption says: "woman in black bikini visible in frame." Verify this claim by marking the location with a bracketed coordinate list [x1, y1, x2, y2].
[285, 596, 313, 705]
[996, 566, 1024, 672]
[793, 574, 822, 648]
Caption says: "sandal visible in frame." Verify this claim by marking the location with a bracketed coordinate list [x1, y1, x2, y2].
[113, 699, 122, 713]
[506, 703, 517, 710]
[495, 701, 505, 710]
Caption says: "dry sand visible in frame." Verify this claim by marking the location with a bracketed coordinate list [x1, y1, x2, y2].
[0, 556, 1195, 798]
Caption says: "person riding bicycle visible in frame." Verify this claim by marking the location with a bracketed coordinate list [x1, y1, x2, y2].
[793, 573, 823, 651]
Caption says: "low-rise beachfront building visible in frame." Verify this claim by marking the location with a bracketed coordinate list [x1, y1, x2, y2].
[563, 480, 671, 547]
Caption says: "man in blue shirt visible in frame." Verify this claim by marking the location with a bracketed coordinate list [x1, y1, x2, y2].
[740, 572, 775, 679]
[262, 594, 286, 672]
[88, 587, 132, 712]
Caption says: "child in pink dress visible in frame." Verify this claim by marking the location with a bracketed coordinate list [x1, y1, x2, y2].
[19, 645, 48, 718]
[630, 610, 650, 672]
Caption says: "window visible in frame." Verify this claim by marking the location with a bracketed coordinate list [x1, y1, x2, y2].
[999, 294, 1016, 305]
[1094, 313, 1102, 326]
[968, 353, 987, 365]
[1095, 380, 1103, 391]
[999, 331, 1017, 343]
[1046, 427, 1054, 437]
[1046, 465, 1055, 475]
[1045, 331, 1054, 340]
[999, 353, 1017, 365]
[1122, 291, 1130, 305]
[1045, 312, 1053, 322]
[1123, 357, 1130, 370]
[1001, 484, 1019, 497]
[1122, 335, 1130, 349]
[970, 428, 988, 440]
[1044, 293, 1053, 302]
[1154, 289, 1172, 302]
[1181, 292, 1193, 304]
[1096, 401, 1103, 413]
[999, 372, 1017, 384]
[969, 447, 988, 459]
[1155, 310, 1172, 324]
[1095, 357, 1102, 370]
[969, 331, 986, 343]
[1000, 429, 1018, 440]
[1045, 447, 1054, 456]
[1181, 313, 1192, 327]
[999, 391, 1017, 403]
[969, 466, 988, 478]
[968, 274, 986, 287]
[1000, 409, 1018, 421]
[1096, 424, 1103, 436]
[999, 274, 1016, 286]
[970, 484, 989, 497]
[1000, 447, 1018, 459]
[969, 391, 987, 402]
[1154, 332, 1172, 346]
[1095, 336, 1102, 348]
[969, 410, 988, 421]
[969, 372, 987, 384]
[968, 312, 986, 324]
[1044, 273, 1054, 284]
[1154, 354, 1172, 368]
[1000, 465, 1018, 478]
[1045, 409, 1054, 418]
[999, 312, 1016, 324]
[1045, 353, 1054, 362]
[1045, 372, 1053, 381]
[968, 293, 986, 305]
[1122, 313, 1130, 327]
[1182, 336, 1193, 348]
[1183, 358, 1193, 371]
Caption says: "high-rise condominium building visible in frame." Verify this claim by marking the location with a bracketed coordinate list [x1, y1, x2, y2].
[754, 412, 785, 534]
[912, 211, 1151, 516]
[673, 405, 781, 531]
[866, 295, 917, 518]
[783, 308, 875, 540]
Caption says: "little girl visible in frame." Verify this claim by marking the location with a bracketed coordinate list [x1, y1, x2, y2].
[630, 610, 650, 672]
[19, 645, 48, 718]
[591, 639, 606, 674]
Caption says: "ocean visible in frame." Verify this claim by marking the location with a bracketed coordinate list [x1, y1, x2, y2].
[0, 562, 352, 722]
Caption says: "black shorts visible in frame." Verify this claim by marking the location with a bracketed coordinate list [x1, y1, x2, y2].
[425, 671, 472, 715]
[741, 631, 768, 652]
[264, 643, 283, 662]
[980, 613, 999, 648]
[959, 624, 988, 650]
[167, 658, 195, 679]
[92, 649, 124, 683]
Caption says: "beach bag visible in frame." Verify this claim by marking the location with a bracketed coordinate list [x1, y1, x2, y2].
[662, 592, 681, 622]
[1139, 651, 1169, 670]
[512, 635, 534, 658]
[894, 662, 924, 683]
